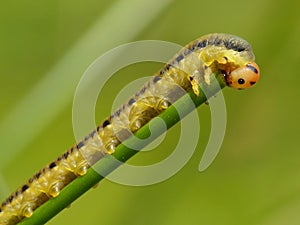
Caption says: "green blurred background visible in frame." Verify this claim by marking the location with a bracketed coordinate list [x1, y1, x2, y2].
[1, 0, 300, 224]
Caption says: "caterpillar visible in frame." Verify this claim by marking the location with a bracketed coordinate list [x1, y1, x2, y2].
[0, 33, 260, 225]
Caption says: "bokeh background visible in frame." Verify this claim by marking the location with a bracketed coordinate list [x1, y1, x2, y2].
[1, 0, 300, 224]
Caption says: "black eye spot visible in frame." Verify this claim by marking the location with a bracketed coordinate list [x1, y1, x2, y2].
[238, 78, 245, 84]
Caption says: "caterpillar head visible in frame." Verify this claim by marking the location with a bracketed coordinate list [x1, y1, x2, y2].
[226, 62, 260, 89]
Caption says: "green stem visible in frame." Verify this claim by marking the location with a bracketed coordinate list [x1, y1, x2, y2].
[18, 74, 226, 225]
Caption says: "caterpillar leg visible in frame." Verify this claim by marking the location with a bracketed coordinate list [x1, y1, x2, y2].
[98, 124, 120, 154]
[129, 96, 170, 133]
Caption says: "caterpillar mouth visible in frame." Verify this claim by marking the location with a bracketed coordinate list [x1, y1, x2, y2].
[220, 70, 232, 87]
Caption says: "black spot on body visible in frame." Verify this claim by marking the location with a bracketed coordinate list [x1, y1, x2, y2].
[63, 151, 69, 159]
[213, 38, 222, 45]
[8, 196, 13, 203]
[165, 64, 172, 71]
[153, 76, 162, 83]
[90, 130, 96, 137]
[115, 109, 121, 117]
[35, 171, 41, 178]
[184, 48, 191, 55]
[103, 120, 110, 128]
[159, 69, 165, 75]
[237, 45, 246, 52]
[250, 81, 256, 85]
[77, 141, 84, 149]
[128, 98, 136, 106]
[224, 40, 246, 52]
[140, 86, 146, 95]
[57, 156, 62, 161]
[189, 45, 196, 51]
[176, 54, 184, 62]
[224, 41, 232, 49]
[197, 40, 206, 48]
[22, 184, 29, 192]
[49, 162, 57, 169]
[29, 178, 34, 183]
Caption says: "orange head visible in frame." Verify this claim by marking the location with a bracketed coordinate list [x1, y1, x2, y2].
[226, 62, 260, 89]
